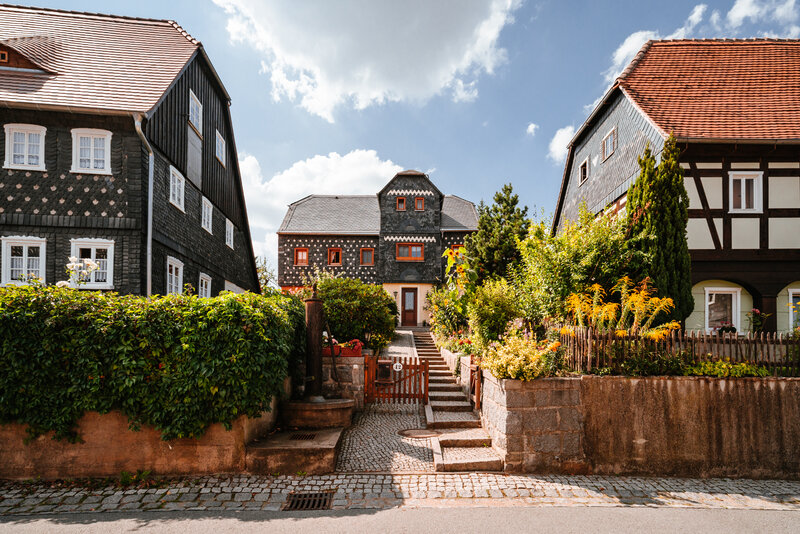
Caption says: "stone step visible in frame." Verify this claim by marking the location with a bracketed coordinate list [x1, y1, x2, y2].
[245, 428, 344, 475]
[429, 370, 452, 376]
[429, 383, 461, 392]
[427, 411, 482, 429]
[429, 376, 457, 384]
[429, 390, 466, 400]
[437, 428, 492, 448]
[430, 400, 473, 412]
[437, 447, 503, 472]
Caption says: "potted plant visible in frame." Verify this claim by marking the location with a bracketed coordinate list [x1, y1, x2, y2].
[322, 338, 364, 357]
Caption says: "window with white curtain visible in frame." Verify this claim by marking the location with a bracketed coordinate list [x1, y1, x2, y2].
[1, 236, 46, 285]
[169, 166, 185, 211]
[189, 90, 203, 133]
[226, 219, 234, 249]
[201, 196, 213, 233]
[70, 129, 112, 175]
[70, 238, 114, 289]
[198, 273, 212, 298]
[166, 256, 183, 295]
[3, 124, 46, 171]
[215, 130, 226, 167]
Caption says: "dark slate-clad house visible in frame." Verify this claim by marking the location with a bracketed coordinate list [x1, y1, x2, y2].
[553, 39, 800, 333]
[278, 170, 478, 326]
[0, 5, 258, 296]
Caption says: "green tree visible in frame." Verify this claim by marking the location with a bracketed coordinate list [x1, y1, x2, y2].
[255, 256, 277, 293]
[626, 135, 694, 322]
[464, 183, 530, 282]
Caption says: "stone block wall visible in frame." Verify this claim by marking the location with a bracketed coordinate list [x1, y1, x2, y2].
[322, 356, 365, 411]
[479, 373, 800, 478]
[480, 374, 587, 474]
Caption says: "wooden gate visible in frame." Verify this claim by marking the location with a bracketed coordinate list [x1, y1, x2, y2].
[365, 355, 429, 404]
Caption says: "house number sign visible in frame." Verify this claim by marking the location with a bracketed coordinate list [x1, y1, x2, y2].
[392, 362, 403, 372]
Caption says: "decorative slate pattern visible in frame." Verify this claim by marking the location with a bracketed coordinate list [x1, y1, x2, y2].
[278, 235, 380, 287]
[386, 189, 435, 196]
[383, 235, 437, 242]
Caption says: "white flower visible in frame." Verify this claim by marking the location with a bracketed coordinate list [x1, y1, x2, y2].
[56, 281, 70, 288]
[83, 259, 99, 270]
[68, 256, 78, 264]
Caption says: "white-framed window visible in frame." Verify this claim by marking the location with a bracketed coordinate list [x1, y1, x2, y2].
[1, 236, 46, 285]
[70, 128, 112, 175]
[169, 166, 185, 211]
[3, 124, 46, 171]
[166, 256, 184, 295]
[729, 171, 763, 213]
[579, 157, 589, 185]
[189, 89, 203, 133]
[790, 289, 800, 330]
[225, 218, 234, 249]
[705, 287, 741, 333]
[602, 128, 617, 161]
[201, 196, 213, 233]
[69, 238, 114, 289]
[215, 130, 226, 167]
[198, 273, 212, 298]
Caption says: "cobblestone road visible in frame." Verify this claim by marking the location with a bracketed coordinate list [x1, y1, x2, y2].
[1, 474, 799, 515]
[335, 404, 434, 473]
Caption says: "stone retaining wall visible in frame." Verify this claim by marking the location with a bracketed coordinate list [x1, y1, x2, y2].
[323, 356, 365, 410]
[481, 374, 800, 479]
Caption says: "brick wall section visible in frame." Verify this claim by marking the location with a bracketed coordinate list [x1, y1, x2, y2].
[277, 235, 380, 287]
[150, 148, 256, 295]
[480, 374, 587, 474]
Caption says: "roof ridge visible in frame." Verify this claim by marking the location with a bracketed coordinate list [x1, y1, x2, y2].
[651, 37, 800, 44]
[0, 4, 199, 44]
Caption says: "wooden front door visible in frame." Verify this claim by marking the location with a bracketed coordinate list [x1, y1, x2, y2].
[401, 288, 417, 327]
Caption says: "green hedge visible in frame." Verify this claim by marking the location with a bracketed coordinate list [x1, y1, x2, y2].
[0, 285, 304, 441]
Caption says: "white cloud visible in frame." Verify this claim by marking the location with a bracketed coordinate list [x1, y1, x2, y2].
[728, 0, 798, 28]
[214, 0, 521, 122]
[547, 125, 575, 163]
[240, 150, 402, 266]
[525, 122, 539, 136]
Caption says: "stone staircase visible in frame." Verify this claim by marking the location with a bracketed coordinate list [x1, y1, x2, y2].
[412, 330, 503, 472]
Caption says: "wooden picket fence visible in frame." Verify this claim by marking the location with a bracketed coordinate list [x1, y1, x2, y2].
[559, 328, 800, 376]
[364, 355, 429, 404]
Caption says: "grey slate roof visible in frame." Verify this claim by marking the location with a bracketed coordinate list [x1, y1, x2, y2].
[278, 194, 478, 234]
[278, 195, 380, 234]
[441, 195, 479, 231]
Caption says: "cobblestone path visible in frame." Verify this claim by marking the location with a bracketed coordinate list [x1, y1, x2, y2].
[335, 404, 434, 473]
[1, 474, 799, 515]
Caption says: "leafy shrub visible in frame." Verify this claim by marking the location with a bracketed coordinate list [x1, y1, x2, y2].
[481, 334, 564, 381]
[0, 285, 304, 441]
[304, 274, 396, 351]
[468, 278, 519, 351]
[427, 287, 468, 341]
[511, 206, 648, 323]
[685, 360, 769, 378]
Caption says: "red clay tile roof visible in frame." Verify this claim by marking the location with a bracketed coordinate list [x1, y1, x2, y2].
[0, 5, 199, 114]
[618, 39, 800, 142]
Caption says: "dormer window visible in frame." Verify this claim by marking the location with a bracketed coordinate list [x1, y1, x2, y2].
[4, 124, 46, 171]
[70, 128, 112, 175]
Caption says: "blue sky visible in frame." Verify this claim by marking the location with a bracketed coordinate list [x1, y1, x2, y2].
[25, 0, 800, 266]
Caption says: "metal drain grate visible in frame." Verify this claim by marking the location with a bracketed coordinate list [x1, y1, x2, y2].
[289, 432, 317, 440]
[282, 491, 333, 511]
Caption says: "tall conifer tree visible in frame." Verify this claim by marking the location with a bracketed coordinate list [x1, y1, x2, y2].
[627, 135, 694, 322]
[464, 183, 530, 283]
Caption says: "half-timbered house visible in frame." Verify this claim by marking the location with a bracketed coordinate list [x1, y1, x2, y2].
[277, 170, 478, 326]
[0, 5, 259, 295]
[552, 39, 800, 333]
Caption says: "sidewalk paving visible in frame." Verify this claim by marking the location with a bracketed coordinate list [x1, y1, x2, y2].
[2, 473, 799, 515]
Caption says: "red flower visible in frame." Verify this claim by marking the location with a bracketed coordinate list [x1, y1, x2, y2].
[158, 363, 165, 369]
